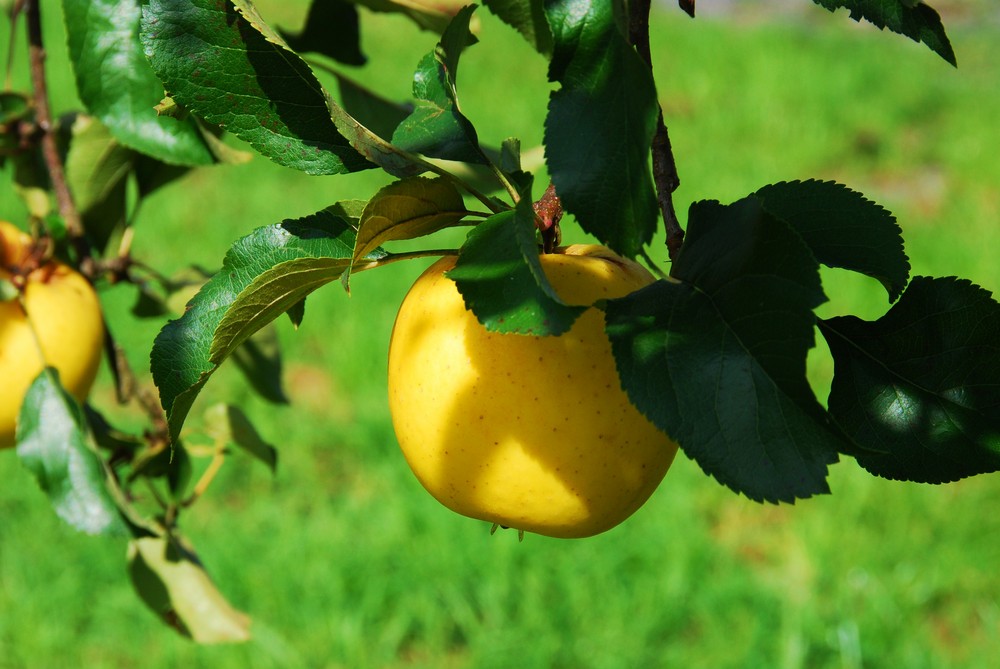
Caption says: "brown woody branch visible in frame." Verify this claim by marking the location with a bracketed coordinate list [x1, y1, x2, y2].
[24, 1, 168, 438]
[629, 0, 686, 262]
[24, 0, 94, 273]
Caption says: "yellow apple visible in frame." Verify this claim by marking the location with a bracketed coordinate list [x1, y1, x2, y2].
[0, 221, 104, 448]
[387, 244, 678, 538]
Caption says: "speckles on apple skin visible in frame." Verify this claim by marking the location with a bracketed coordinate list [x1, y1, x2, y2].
[388, 249, 678, 538]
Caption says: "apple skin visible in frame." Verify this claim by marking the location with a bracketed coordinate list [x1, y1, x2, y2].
[0, 221, 104, 448]
[387, 244, 678, 538]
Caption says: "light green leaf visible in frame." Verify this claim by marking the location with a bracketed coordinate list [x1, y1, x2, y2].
[63, 0, 215, 165]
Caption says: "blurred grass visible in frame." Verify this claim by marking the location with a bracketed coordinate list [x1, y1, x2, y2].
[2, 2, 1000, 668]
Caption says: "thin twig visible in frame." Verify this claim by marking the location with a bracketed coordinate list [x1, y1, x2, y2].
[24, 1, 93, 272]
[629, 0, 685, 262]
[182, 448, 227, 508]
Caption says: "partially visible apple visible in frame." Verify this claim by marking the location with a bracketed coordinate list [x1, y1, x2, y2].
[387, 244, 678, 538]
[0, 221, 104, 448]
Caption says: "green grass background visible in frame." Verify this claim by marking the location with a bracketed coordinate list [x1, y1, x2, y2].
[2, 2, 1000, 668]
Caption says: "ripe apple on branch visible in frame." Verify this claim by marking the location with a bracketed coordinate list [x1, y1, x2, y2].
[2, 0, 997, 644]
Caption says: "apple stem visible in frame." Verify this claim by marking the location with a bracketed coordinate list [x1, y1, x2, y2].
[629, 0, 687, 262]
[533, 183, 562, 253]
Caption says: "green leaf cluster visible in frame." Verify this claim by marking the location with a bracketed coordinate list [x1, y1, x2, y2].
[132, 0, 997, 506]
[608, 181, 1000, 500]
[7, 0, 995, 643]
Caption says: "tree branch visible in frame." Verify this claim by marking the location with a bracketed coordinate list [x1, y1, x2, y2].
[629, 0, 686, 262]
[24, 1, 93, 273]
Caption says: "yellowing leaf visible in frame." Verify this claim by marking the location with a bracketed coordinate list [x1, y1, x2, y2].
[128, 534, 251, 644]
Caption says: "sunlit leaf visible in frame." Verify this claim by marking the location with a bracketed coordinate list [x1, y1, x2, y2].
[63, 0, 216, 165]
[16, 369, 127, 536]
[151, 208, 386, 442]
[392, 6, 485, 165]
[141, 0, 411, 175]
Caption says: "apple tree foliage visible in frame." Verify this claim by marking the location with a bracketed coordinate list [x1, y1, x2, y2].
[2, 0, 998, 642]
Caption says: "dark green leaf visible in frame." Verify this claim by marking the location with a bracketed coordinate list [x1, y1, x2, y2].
[85, 406, 144, 455]
[392, 6, 486, 164]
[755, 180, 910, 301]
[279, 0, 366, 66]
[140, 0, 397, 175]
[128, 533, 251, 642]
[0, 92, 32, 125]
[448, 194, 586, 335]
[151, 208, 386, 443]
[820, 276, 1000, 483]
[231, 324, 289, 404]
[607, 198, 847, 503]
[63, 0, 216, 165]
[286, 298, 307, 328]
[543, 0, 659, 258]
[811, 0, 956, 66]
[16, 369, 127, 535]
[204, 403, 278, 472]
[484, 0, 552, 54]
[353, 176, 469, 263]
